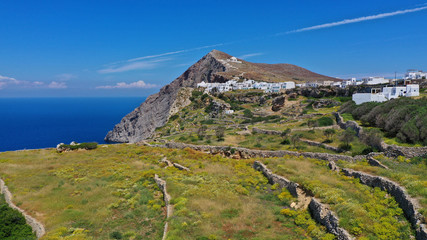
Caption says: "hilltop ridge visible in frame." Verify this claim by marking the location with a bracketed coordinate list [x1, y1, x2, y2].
[105, 50, 339, 143]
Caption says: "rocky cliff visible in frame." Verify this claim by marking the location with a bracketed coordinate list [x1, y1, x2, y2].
[105, 50, 228, 143]
[105, 50, 339, 143]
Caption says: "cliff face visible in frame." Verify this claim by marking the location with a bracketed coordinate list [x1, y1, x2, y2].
[105, 50, 227, 143]
[105, 49, 339, 143]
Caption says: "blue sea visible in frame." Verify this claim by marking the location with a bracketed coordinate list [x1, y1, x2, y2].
[0, 97, 145, 152]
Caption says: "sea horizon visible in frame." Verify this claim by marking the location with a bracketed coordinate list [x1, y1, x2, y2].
[0, 97, 145, 152]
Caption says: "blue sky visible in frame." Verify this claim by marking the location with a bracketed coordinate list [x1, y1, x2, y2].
[1, 0, 426, 97]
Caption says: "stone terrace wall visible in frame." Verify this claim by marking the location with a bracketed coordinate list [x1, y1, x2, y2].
[308, 198, 354, 240]
[252, 127, 281, 136]
[341, 169, 427, 240]
[164, 142, 355, 162]
[0, 178, 45, 239]
[253, 161, 353, 240]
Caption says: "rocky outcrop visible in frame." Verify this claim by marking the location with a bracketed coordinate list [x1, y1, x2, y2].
[308, 198, 354, 240]
[209, 99, 231, 118]
[154, 174, 173, 240]
[253, 161, 353, 239]
[341, 168, 427, 240]
[312, 99, 340, 109]
[0, 178, 45, 239]
[164, 142, 355, 162]
[105, 50, 229, 143]
[272, 95, 285, 112]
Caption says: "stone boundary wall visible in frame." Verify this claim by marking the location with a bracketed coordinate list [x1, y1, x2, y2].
[252, 127, 281, 136]
[300, 139, 343, 153]
[308, 198, 354, 240]
[341, 168, 427, 240]
[253, 161, 353, 240]
[334, 112, 427, 158]
[0, 178, 45, 239]
[164, 142, 355, 162]
[154, 174, 173, 240]
[253, 161, 299, 197]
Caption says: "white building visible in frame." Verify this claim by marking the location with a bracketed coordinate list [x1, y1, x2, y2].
[198, 79, 295, 93]
[362, 77, 389, 85]
[353, 84, 419, 105]
[352, 88, 387, 105]
[405, 70, 427, 80]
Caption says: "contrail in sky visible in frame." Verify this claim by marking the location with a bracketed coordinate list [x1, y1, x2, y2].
[104, 5, 427, 68]
[282, 5, 427, 34]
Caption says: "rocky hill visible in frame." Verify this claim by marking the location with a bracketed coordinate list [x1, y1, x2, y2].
[105, 50, 339, 143]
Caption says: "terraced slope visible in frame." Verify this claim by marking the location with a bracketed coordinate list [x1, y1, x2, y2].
[0, 145, 332, 240]
[260, 156, 414, 239]
[339, 154, 427, 224]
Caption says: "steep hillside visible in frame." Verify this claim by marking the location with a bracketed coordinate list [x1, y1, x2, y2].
[105, 50, 339, 143]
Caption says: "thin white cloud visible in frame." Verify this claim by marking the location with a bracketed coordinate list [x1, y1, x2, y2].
[0, 74, 67, 90]
[56, 73, 76, 81]
[283, 5, 427, 34]
[238, 52, 264, 60]
[48, 81, 67, 89]
[122, 43, 225, 63]
[96, 80, 159, 89]
[98, 58, 171, 74]
[0, 74, 21, 89]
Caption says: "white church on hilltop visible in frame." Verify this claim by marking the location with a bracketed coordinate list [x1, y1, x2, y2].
[352, 84, 420, 105]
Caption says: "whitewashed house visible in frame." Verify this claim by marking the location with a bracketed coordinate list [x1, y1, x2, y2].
[405, 70, 427, 80]
[281, 82, 296, 89]
[353, 84, 420, 104]
[362, 77, 389, 85]
[352, 88, 387, 105]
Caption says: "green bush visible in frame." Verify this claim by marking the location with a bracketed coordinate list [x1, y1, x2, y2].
[317, 117, 334, 127]
[341, 98, 427, 145]
[0, 195, 36, 240]
[58, 142, 98, 152]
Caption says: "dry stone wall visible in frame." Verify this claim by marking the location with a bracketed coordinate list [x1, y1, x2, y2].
[164, 142, 355, 162]
[341, 168, 427, 240]
[0, 178, 45, 239]
[154, 174, 173, 240]
[253, 161, 353, 239]
[308, 198, 354, 240]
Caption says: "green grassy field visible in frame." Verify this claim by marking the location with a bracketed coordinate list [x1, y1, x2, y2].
[0, 145, 336, 240]
[260, 156, 414, 239]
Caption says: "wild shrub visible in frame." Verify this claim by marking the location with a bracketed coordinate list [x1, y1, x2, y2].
[342, 98, 427, 145]
[317, 117, 334, 127]
[0, 195, 36, 240]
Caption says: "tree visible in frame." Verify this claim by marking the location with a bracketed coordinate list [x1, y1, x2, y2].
[323, 129, 336, 142]
[361, 129, 383, 150]
[197, 126, 207, 140]
[307, 120, 319, 130]
[340, 128, 356, 148]
[291, 133, 302, 148]
[215, 126, 226, 141]
[280, 128, 291, 144]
